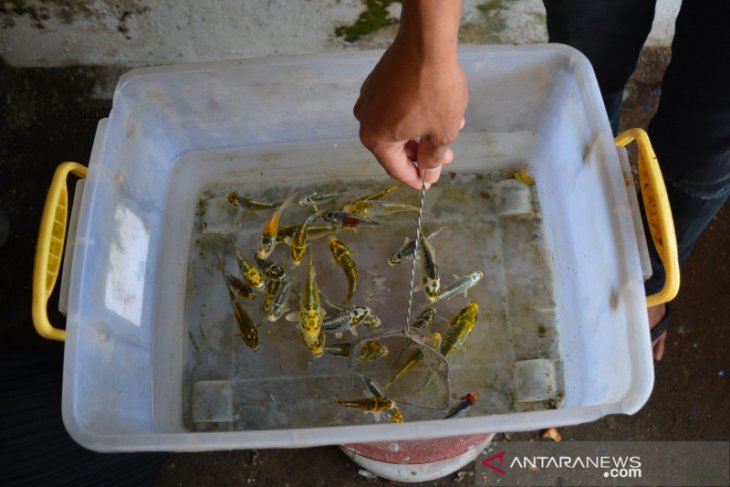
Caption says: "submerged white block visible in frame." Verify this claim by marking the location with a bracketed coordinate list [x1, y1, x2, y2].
[494, 179, 533, 218]
[513, 359, 557, 402]
[191, 380, 233, 423]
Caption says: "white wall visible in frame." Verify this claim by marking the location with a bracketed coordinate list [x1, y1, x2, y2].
[0, 0, 679, 67]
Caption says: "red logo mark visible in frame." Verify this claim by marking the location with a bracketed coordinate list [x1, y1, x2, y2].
[482, 450, 507, 475]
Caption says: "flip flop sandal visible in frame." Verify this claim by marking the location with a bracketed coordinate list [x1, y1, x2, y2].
[650, 304, 670, 342]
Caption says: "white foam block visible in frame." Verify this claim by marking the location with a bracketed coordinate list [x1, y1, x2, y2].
[191, 380, 233, 423]
[513, 359, 557, 402]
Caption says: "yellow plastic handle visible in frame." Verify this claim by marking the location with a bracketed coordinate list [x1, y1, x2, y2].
[615, 128, 680, 307]
[32, 162, 88, 341]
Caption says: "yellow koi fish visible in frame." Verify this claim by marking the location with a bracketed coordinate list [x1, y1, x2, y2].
[362, 376, 405, 423]
[221, 283, 259, 351]
[231, 296, 259, 351]
[257, 193, 296, 259]
[440, 302, 479, 358]
[276, 223, 352, 245]
[513, 167, 535, 186]
[419, 232, 440, 303]
[358, 340, 389, 361]
[351, 182, 402, 203]
[323, 339, 388, 361]
[337, 376, 403, 423]
[385, 331, 442, 389]
[227, 192, 283, 210]
[218, 257, 256, 300]
[301, 329, 325, 357]
[383, 408, 405, 423]
[299, 254, 325, 356]
[329, 237, 357, 304]
[234, 243, 264, 289]
[290, 210, 324, 266]
[336, 397, 396, 415]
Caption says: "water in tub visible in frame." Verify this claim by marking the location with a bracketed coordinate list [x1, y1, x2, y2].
[177, 134, 563, 431]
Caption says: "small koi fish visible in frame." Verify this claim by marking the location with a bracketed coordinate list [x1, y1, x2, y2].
[359, 313, 382, 327]
[342, 200, 419, 217]
[320, 292, 379, 327]
[419, 232, 440, 303]
[232, 298, 259, 350]
[359, 340, 389, 360]
[274, 223, 299, 245]
[444, 392, 478, 419]
[267, 280, 291, 322]
[218, 257, 256, 300]
[226, 192, 283, 210]
[298, 191, 344, 210]
[350, 182, 402, 203]
[440, 302, 479, 358]
[431, 271, 483, 304]
[410, 307, 436, 330]
[329, 237, 357, 304]
[383, 407, 405, 423]
[277, 224, 354, 246]
[222, 285, 259, 351]
[323, 339, 388, 361]
[255, 257, 286, 282]
[385, 331, 443, 390]
[387, 226, 445, 266]
[290, 210, 324, 266]
[301, 329, 325, 357]
[257, 193, 297, 259]
[513, 167, 535, 186]
[360, 377, 405, 423]
[234, 243, 265, 289]
[336, 397, 396, 416]
[263, 278, 280, 312]
[299, 255, 325, 356]
[322, 210, 380, 228]
[385, 347, 424, 390]
[322, 308, 369, 339]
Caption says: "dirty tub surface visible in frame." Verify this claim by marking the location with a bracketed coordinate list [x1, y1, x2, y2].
[61, 45, 654, 451]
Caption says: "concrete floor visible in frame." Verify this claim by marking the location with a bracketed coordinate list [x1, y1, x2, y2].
[0, 47, 727, 486]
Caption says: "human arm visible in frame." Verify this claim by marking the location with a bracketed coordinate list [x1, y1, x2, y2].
[353, 0, 467, 189]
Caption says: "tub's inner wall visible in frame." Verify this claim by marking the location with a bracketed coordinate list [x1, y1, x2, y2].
[64, 47, 649, 443]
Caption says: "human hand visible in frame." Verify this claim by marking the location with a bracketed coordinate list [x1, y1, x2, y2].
[353, 0, 467, 189]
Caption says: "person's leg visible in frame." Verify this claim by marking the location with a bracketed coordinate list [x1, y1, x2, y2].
[643, 1, 730, 359]
[543, 0, 657, 134]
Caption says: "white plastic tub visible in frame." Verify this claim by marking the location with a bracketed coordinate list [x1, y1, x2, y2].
[61, 45, 655, 451]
